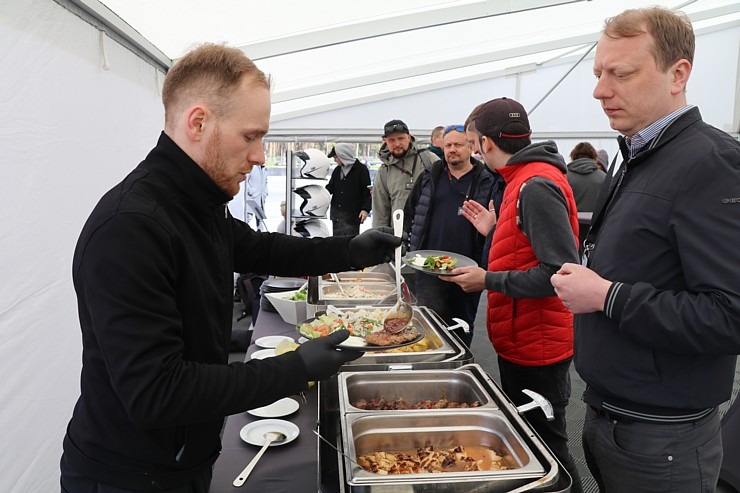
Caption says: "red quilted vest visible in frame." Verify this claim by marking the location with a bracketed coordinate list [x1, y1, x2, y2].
[487, 162, 579, 366]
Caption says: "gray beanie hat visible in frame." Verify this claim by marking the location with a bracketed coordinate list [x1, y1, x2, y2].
[328, 143, 357, 165]
[597, 149, 609, 169]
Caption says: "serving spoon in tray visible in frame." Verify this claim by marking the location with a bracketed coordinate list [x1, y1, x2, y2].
[382, 209, 413, 333]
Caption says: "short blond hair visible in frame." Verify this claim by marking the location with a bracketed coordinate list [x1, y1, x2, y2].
[162, 43, 270, 128]
[604, 7, 694, 71]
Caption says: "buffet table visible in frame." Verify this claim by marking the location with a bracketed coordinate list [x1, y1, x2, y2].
[210, 309, 321, 493]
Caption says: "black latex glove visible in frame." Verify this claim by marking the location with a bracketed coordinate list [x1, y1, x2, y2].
[348, 228, 404, 268]
[296, 329, 363, 381]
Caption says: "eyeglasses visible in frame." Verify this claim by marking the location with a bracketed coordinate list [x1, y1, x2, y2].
[444, 124, 465, 135]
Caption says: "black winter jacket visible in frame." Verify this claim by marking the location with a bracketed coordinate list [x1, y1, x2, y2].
[405, 158, 495, 265]
[325, 159, 372, 221]
[577, 107, 740, 419]
[63, 133, 357, 490]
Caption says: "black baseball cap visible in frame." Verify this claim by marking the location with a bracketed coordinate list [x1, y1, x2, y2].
[475, 97, 531, 139]
[382, 119, 410, 138]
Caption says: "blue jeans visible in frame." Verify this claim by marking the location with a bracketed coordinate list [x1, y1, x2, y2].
[582, 406, 722, 492]
[497, 356, 583, 493]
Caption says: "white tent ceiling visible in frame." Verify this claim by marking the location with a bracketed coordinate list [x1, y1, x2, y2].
[80, 0, 740, 125]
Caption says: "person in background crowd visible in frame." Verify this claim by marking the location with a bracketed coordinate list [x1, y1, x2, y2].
[551, 7, 740, 492]
[596, 148, 609, 172]
[371, 119, 437, 228]
[427, 125, 445, 159]
[566, 141, 606, 212]
[60, 43, 402, 493]
[326, 143, 371, 236]
[404, 125, 496, 347]
[275, 200, 287, 234]
[245, 162, 268, 231]
[444, 97, 584, 493]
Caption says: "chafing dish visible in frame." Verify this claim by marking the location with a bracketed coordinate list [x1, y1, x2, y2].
[338, 368, 499, 413]
[341, 306, 473, 371]
[343, 411, 545, 488]
[318, 363, 569, 492]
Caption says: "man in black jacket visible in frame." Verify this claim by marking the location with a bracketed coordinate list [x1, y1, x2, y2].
[60, 44, 401, 493]
[326, 143, 371, 236]
[404, 125, 496, 347]
[551, 7, 740, 492]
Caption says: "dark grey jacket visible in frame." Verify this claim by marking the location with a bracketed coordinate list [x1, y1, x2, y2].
[566, 157, 606, 212]
[577, 107, 740, 418]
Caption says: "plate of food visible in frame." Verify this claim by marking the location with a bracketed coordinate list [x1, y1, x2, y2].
[403, 250, 477, 276]
[296, 308, 424, 351]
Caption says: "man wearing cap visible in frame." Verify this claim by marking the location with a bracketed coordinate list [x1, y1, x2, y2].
[443, 97, 583, 492]
[403, 125, 497, 347]
[326, 143, 371, 236]
[372, 119, 437, 228]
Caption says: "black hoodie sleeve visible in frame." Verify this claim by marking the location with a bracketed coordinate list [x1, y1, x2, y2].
[485, 177, 578, 297]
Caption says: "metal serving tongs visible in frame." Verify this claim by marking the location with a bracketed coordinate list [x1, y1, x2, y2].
[382, 209, 413, 333]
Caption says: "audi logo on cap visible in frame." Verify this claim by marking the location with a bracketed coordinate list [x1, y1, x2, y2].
[509, 112, 520, 117]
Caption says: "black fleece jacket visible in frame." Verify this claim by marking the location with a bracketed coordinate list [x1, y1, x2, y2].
[578, 107, 740, 417]
[63, 133, 357, 490]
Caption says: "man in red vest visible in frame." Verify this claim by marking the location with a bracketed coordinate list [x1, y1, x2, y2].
[443, 97, 583, 493]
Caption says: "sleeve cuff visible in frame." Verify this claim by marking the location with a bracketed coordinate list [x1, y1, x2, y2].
[603, 281, 632, 320]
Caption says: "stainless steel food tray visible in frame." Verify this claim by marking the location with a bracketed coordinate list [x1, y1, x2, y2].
[308, 270, 401, 307]
[340, 306, 473, 371]
[320, 283, 395, 302]
[342, 411, 545, 488]
[338, 367, 499, 414]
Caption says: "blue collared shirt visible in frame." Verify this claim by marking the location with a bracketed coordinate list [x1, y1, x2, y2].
[625, 105, 694, 158]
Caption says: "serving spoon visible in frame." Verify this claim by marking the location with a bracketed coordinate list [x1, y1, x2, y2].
[383, 209, 413, 333]
[233, 431, 286, 487]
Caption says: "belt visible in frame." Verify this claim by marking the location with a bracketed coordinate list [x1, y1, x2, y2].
[589, 405, 635, 423]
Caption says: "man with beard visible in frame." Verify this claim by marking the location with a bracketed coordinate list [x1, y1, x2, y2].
[403, 125, 496, 347]
[60, 44, 401, 493]
[371, 119, 437, 228]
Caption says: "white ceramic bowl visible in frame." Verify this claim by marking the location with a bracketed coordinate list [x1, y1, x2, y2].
[263, 289, 308, 325]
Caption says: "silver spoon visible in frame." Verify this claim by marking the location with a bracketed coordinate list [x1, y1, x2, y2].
[330, 273, 346, 296]
[383, 209, 413, 333]
[233, 431, 286, 487]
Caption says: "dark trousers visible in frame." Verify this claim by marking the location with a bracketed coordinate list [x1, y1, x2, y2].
[331, 218, 360, 236]
[497, 356, 584, 493]
[582, 406, 722, 492]
[415, 274, 480, 347]
[60, 453, 212, 493]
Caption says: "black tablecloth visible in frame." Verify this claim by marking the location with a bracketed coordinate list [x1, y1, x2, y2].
[210, 310, 321, 493]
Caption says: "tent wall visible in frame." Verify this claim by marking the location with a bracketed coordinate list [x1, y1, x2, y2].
[0, 1, 164, 491]
[270, 25, 740, 145]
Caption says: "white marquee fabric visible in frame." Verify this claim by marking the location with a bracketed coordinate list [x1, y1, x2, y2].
[1, 1, 163, 491]
[0, 0, 738, 492]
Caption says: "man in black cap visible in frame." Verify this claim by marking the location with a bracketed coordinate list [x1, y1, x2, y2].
[372, 119, 437, 228]
[443, 97, 583, 493]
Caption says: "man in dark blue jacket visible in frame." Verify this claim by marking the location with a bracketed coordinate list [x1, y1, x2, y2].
[404, 125, 497, 346]
[551, 7, 740, 492]
[60, 43, 400, 493]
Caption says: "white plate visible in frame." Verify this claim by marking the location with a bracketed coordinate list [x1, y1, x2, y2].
[240, 419, 300, 447]
[247, 397, 300, 418]
[250, 348, 277, 360]
[255, 335, 295, 348]
[298, 337, 309, 344]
